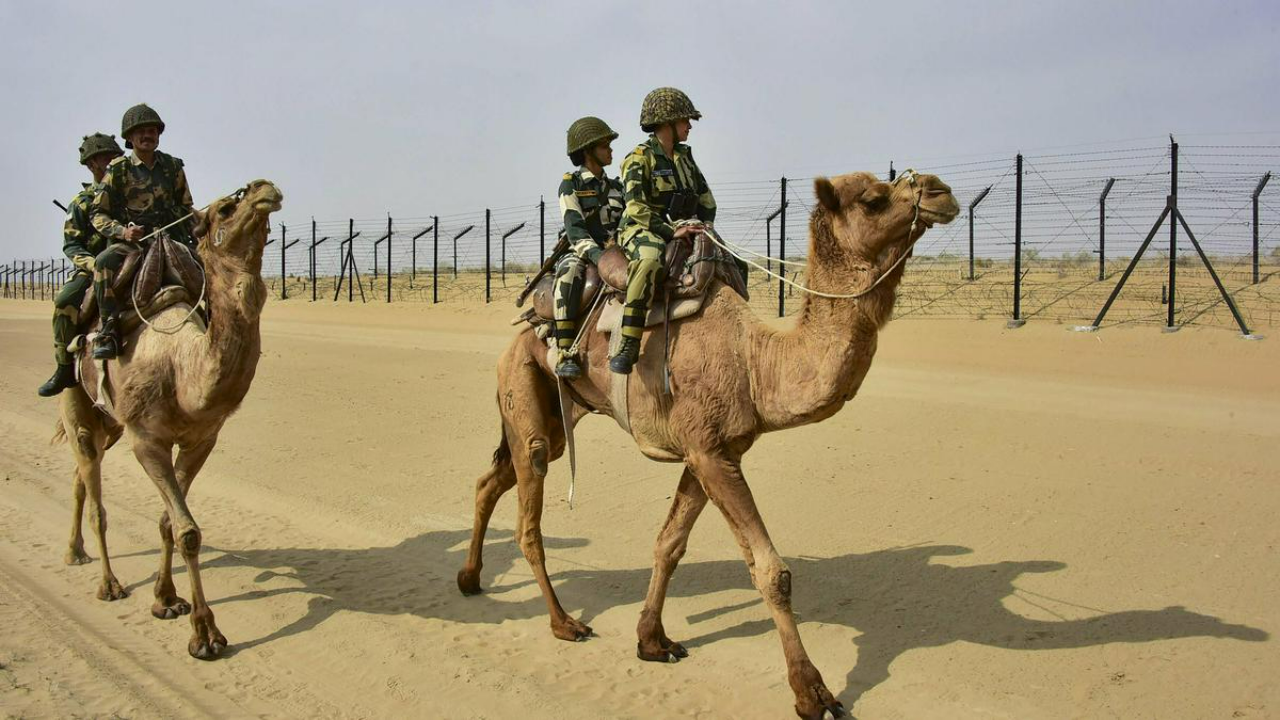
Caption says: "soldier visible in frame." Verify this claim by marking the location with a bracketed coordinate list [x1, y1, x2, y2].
[36, 133, 125, 396]
[89, 103, 197, 360]
[610, 87, 715, 374]
[553, 116, 623, 379]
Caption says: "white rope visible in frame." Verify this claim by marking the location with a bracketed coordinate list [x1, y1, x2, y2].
[692, 169, 926, 301]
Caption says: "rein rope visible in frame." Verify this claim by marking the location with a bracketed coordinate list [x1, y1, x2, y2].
[694, 169, 925, 301]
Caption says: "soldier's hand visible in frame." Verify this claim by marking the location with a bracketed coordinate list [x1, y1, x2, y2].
[673, 224, 703, 240]
[123, 225, 145, 241]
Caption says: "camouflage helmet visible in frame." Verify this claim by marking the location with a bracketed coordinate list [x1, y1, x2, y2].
[639, 87, 701, 132]
[566, 116, 619, 157]
[78, 132, 123, 165]
[121, 103, 165, 148]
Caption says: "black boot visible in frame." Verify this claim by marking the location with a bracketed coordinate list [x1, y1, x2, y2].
[37, 363, 77, 397]
[555, 353, 583, 379]
[92, 316, 120, 360]
[609, 336, 641, 375]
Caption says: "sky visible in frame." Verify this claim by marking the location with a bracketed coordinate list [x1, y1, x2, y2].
[1, 0, 1277, 259]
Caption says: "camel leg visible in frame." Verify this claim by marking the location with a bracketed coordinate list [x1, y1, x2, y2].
[151, 437, 216, 620]
[64, 467, 91, 565]
[636, 467, 708, 662]
[457, 432, 517, 595]
[686, 453, 844, 720]
[59, 393, 125, 598]
[130, 432, 225, 659]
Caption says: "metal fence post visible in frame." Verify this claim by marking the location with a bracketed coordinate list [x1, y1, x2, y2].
[778, 176, 787, 318]
[1167, 137, 1178, 331]
[387, 215, 393, 303]
[280, 224, 288, 299]
[1098, 178, 1115, 281]
[539, 197, 546, 263]
[1253, 172, 1271, 284]
[432, 216, 440, 304]
[968, 185, 992, 281]
[485, 208, 491, 303]
[501, 222, 526, 288]
[1009, 154, 1025, 328]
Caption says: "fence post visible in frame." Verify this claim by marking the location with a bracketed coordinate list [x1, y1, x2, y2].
[501, 222, 526, 289]
[778, 176, 787, 318]
[1253, 172, 1271, 284]
[968, 185, 992, 281]
[888, 160, 896, 181]
[485, 208, 491, 303]
[1009, 154, 1025, 328]
[539, 197, 546, 263]
[1166, 137, 1178, 331]
[387, 215, 393, 303]
[432, 215, 439, 304]
[280, 224, 287, 299]
[1098, 178, 1115, 281]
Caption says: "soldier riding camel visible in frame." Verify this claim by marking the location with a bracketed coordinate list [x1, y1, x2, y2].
[89, 103, 198, 361]
[553, 116, 624, 379]
[612, 86, 716, 374]
[37, 133, 124, 396]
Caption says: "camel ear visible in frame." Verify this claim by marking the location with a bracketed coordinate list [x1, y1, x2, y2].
[858, 182, 891, 212]
[815, 177, 840, 212]
[190, 208, 208, 239]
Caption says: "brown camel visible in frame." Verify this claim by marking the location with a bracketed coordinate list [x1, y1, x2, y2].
[457, 170, 959, 718]
[55, 179, 283, 660]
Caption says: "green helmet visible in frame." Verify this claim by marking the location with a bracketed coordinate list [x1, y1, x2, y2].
[121, 103, 165, 148]
[78, 132, 123, 165]
[639, 87, 701, 132]
[566, 116, 618, 158]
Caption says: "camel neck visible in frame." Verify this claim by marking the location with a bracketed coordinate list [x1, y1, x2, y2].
[748, 217, 904, 431]
[196, 239, 267, 408]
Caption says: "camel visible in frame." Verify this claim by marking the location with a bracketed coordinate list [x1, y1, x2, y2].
[456, 170, 959, 718]
[55, 179, 283, 660]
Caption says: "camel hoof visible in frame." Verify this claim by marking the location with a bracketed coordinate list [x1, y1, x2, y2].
[456, 569, 483, 596]
[152, 598, 192, 620]
[637, 640, 689, 663]
[795, 688, 845, 719]
[552, 619, 593, 642]
[96, 578, 129, 601]
[188, 634, 229, 661]
[64, 547, 92, 565]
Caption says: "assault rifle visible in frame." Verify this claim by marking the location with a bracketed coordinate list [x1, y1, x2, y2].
[515, 231, 569, 307]
[53, 199, 68, 213]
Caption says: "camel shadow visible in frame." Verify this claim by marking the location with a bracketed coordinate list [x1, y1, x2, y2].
[198, 530, 1267, 708]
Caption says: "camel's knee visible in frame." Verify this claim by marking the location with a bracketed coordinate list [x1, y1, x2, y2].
[655, 537, 690, 568]
[72, 475, 87, 503]
[88, 503, 107, 532]
[518, 527, 546, 564]
[755, 561, 792, 607]
[176, 524, 202, 558]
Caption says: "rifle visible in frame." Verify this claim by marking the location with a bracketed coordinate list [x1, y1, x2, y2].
[515, 232, 570, 307]
[53, 199, 68, 213]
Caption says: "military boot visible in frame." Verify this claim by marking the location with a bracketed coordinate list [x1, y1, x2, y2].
[609, 336, 641, 375]
[555, 352, 583, 380]
[37, 363, 77, 397]
[92, 316, 121, 360]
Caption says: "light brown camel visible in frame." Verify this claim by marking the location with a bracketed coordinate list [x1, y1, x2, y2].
[457, 171, 959, 718]
[55, 179, 283, 660]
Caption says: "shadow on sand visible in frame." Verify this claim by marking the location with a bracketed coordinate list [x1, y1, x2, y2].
[181, 529, 1265, 708]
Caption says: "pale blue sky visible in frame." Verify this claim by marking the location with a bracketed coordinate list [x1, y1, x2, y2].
[2, 0, 1277, 259]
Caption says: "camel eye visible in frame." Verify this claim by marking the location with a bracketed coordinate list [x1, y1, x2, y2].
[217, 202, 235, 218]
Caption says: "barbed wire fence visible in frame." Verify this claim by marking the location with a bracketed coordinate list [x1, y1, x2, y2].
[4, 138, 1278, 333]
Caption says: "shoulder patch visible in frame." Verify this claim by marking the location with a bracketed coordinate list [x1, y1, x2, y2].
[563, 172, 573, 181]
[107, 155, 126, 167]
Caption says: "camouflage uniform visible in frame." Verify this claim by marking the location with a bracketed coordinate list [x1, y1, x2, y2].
[617, 135, 715, 341]
[51, 182, 109, 364]
[90, 149, 195, 318]
[554, 167, 623, 353]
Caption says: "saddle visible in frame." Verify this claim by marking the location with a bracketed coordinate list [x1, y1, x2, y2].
[73, 236, 206, 339]
[523, 231, 748, 330]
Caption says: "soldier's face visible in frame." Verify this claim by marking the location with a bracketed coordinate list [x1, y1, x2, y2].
[85, 153, 117, 176]
[591, 141, 614, 167]
[129, 125, 160, 152]
[675, 118, 692, 142]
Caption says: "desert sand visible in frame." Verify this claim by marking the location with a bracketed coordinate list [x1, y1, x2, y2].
[1, 297, 1277, 719]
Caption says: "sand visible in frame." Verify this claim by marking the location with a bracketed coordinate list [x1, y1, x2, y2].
[1, 297, 1277, 719]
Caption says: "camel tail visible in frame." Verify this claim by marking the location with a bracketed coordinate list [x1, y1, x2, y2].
[51, 420, 67, 446]
[491, 423, 511, 468]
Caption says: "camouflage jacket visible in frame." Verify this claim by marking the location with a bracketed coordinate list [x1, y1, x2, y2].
[62, 182, 109, 271]
[618, 135, 715, 244]
[91, 150, 195, 242]
[558, 167, 623, 262]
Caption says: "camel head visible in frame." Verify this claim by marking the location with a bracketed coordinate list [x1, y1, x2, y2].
[812, 171, 959, 266]
[194, 179, 284, 272]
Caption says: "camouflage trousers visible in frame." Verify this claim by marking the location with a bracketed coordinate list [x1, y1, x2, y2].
[52, 270, 93, 365]
[553, 252, 588, 352]
[93, 242, 136, 319]
[620, 230, 666, 341]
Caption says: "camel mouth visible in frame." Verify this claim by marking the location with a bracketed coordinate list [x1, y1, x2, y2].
[918, 205, 958, 227]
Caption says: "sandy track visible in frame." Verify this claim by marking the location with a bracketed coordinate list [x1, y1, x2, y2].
[1, 299, 1277, 719]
